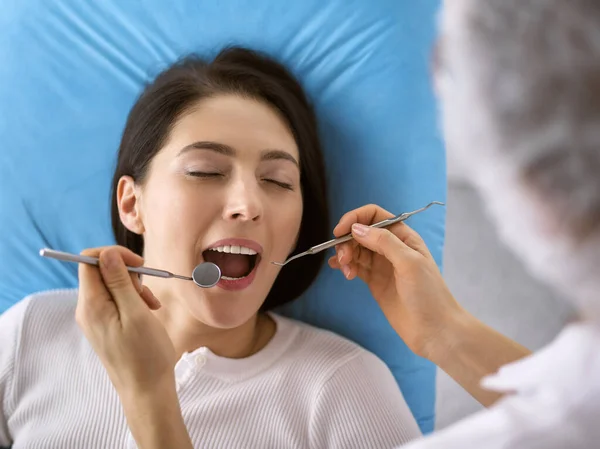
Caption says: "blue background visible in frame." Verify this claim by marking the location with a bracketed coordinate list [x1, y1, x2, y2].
[0, 0, 445, 434]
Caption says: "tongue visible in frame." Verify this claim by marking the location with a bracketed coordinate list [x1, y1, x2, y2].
[203, 252, 251, 279]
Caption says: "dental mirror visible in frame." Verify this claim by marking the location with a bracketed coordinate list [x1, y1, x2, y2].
[192, 262, 221, 288]
[40, 248, 221, 288]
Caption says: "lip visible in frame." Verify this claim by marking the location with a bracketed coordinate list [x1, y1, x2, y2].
[202, 238, 263, 291]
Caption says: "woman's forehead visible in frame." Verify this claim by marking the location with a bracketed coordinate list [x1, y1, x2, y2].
[165, 95, 299, 159]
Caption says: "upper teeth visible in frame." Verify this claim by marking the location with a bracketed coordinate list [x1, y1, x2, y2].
[208, 245, 257, 255]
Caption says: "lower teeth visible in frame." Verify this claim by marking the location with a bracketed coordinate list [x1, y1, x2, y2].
[221, 275, 247, 281]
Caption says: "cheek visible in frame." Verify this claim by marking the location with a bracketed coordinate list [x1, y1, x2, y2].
[142, 179, 215, 243]
[274, 194, 303, 252]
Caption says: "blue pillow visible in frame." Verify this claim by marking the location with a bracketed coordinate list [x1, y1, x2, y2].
[0, 0, 445, 433]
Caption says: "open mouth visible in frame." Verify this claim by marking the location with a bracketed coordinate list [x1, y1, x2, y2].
[202, 245, 261, 281]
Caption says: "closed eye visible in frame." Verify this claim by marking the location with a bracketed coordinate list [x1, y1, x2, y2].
[264, 179, 294, 190]
[187, 172, 292, 190]
[186, 172, 223, 178]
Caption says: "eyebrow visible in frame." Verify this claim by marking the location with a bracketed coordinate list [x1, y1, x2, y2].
[178, 141, 300, 168]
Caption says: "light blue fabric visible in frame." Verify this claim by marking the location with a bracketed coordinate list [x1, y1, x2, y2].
[0, 0, 445, 433]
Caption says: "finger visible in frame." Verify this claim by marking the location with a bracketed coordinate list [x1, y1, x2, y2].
[338, 240, 372, 267]
[387, 222, 434, 259]
[101, 247, 147, 294]
[340, 264, 352, 279]
[79, 246, 145, 297]
[353, 243, 373, 271]
[78, 249, 113, 317]
[328, 255, 341, 269]
[335, 262, 370, 283]
[336, 241, 355, 266]
[351, 224, 415, 267]
[346, 262, 359, 281]
[79, 246, 145, 299]
[81, 246, 144, 267]
[131, 273, 144, 295]
[333, 204, 394, 237]
[77, 246, 145, 329]
[356, 263, 373, 283]
[140, 285, 162, 310]
[350, 250, 377, 283]
[98, 248, 146, 315]
[338, 260, 363, 281]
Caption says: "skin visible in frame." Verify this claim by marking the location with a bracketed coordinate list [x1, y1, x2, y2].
[115, 94, 303, 359]
[76, 33, 532, 447]
[78, 208, 531, 449]
[78, 94, 306, 447]
[77, 246, 193, 448]
[330, 206, 531, 407]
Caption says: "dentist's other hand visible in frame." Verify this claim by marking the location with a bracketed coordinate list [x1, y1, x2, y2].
[330, 204, 463, 359]
[76, 246, 176, 396]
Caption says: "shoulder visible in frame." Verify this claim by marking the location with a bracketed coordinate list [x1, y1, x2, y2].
[1, 288, 77, 323]
[1, 289, 79, 344]
[21, 288, 78, 321]
[273, 316, 422, 447]
[271, 313, 393, 384]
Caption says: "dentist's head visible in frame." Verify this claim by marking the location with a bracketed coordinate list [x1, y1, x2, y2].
[437, 0, 600, 319]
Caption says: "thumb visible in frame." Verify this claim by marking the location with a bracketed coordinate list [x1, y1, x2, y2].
[351, 223, 413, 266]
[99, 248, 144, 313]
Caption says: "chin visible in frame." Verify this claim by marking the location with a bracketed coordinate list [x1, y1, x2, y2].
[183, 285, 264, 329]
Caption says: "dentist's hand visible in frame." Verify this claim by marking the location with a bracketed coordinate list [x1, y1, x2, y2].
[329, 204, 463, 359]
[331, 205, 532, 407]
[77, 246, 193, 448]
[76, 246, 177, 396]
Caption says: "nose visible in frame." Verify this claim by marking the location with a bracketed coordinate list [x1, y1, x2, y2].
[222, 176, 263, 223]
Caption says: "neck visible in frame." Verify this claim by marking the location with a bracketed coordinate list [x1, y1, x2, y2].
[152, 296, 275, 360]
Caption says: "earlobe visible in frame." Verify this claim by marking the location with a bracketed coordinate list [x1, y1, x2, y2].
[116, 176, 145, 235]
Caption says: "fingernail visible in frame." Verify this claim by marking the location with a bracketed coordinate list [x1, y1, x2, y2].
[352, 223, 369, 237]
[150, 292, 162, 308]
[337, 248, 345, 263]
[102, 251, 119, 271]
[143, 286, 162, 309]
[342, 265, 351, 278]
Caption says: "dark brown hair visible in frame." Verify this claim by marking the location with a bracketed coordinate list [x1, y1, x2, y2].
[111, 47, 329, 310]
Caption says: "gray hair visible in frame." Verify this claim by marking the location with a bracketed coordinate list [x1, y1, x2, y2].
[438, 0, 600, 318]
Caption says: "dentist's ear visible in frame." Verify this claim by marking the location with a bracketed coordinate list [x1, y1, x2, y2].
[116, 176, 145, 235]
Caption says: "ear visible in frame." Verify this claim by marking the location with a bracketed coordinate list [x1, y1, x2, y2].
[116, 176, 145, 235]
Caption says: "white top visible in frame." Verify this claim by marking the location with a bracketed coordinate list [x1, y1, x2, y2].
[401, 321, 600, 449]
[0, 289, 421, 449]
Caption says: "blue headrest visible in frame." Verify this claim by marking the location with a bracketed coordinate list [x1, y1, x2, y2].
[0, 0, 445, 433]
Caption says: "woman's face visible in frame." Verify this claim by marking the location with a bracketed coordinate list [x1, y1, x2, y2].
[117, 95, 303, 328]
